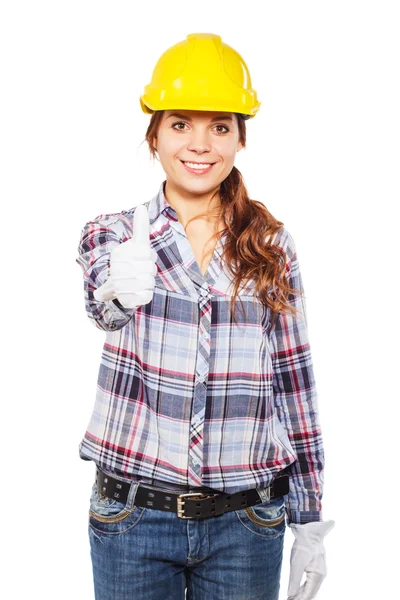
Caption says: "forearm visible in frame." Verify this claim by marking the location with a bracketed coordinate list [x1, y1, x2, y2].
[273, 382, 325, 524]
[84, 279, 137, 331]
[76, 217, 137, 332]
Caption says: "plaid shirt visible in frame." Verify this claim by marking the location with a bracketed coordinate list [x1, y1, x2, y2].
[76, 180, 325, 524]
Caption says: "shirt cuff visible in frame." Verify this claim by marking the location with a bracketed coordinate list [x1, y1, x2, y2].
[104, 298, 137, 330]
[286, 509, 323, 525]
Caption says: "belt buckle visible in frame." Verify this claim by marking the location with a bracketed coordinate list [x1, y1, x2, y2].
[177, 492, 213, 519]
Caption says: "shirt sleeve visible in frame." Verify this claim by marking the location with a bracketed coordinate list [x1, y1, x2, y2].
[75, 215, 137, 332]
[269, 229, 325, 525]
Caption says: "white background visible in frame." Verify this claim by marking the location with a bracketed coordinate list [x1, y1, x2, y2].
[2, 1, 399, 598]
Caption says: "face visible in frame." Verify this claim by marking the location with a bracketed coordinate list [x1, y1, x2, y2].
[153, 110, 243, 197]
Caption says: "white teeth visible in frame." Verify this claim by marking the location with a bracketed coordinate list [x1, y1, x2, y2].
[184, 162, 212, 169]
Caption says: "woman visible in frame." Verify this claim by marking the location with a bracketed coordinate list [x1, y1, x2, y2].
[76, 33, 335, 600]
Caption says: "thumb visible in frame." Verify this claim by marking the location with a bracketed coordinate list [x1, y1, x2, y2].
[131, 204, 151, 247]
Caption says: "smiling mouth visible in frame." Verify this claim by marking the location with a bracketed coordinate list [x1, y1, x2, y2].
[180, 160, 217, 165]
[180, 160, 217, 175]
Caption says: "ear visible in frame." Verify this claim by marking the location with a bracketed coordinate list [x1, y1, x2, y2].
[237, 141, 244, 152]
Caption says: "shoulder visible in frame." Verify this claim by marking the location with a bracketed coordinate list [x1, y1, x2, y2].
[267, 226, 297, 262]
[81, 201, 150, 242]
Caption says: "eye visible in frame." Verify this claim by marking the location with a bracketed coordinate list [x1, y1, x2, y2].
[215, 125, 230, 134]
[171, 121, 188, 131]
[171, 122, 230, 134]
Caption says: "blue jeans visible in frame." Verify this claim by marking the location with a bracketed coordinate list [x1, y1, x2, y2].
[88, 479, 286, 600]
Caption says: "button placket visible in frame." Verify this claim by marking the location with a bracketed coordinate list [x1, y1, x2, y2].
[188, 289, 212, 486]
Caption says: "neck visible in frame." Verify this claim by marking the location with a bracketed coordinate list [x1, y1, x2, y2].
[164, 179, 223, 229]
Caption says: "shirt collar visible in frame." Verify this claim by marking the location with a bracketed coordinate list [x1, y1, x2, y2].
[147, 179, 177, 224]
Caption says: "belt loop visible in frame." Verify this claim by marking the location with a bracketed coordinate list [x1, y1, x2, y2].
[125, 480, 140, 511]
[256, 484, 271, 504]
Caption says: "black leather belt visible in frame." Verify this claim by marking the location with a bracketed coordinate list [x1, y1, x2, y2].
[95, 467, 289, 520]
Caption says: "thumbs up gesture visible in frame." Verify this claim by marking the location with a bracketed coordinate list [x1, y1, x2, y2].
[93, 205, 158, 309]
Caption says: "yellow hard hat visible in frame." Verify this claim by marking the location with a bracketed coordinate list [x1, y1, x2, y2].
[139, 33, 261, 119]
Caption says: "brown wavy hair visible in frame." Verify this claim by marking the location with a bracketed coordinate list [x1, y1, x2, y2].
[143, 111, 303, 329]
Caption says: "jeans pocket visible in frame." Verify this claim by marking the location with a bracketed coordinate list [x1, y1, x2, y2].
[88, 482, 145, 533]
[235, 494, 286, 537]
[89, 482, 132, 522]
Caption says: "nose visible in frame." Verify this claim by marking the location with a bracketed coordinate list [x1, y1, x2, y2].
[186, 130, 212, 154]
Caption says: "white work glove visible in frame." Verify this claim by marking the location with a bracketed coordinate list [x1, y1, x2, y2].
[287, 519, 335, 600]
[93, 204, 158, 309]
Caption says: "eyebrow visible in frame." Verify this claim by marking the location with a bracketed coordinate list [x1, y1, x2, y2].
[166, 112, 233, 122]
